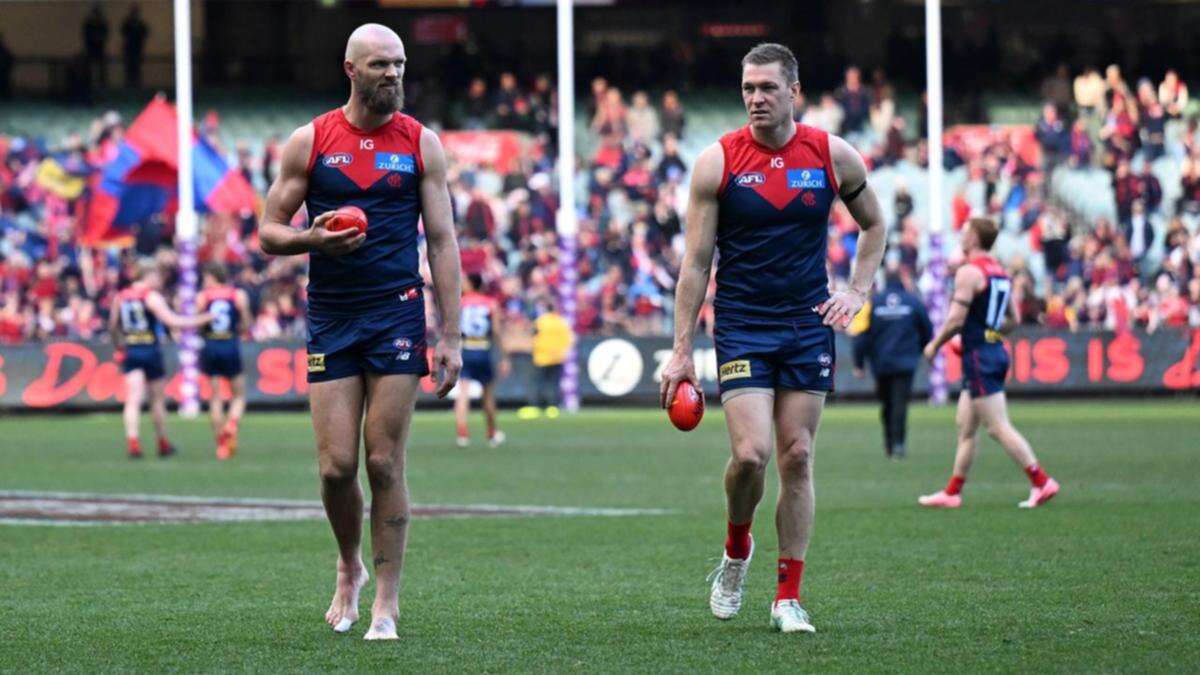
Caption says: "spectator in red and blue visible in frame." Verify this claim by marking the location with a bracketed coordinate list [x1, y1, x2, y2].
[1100, 98, 1139, 167]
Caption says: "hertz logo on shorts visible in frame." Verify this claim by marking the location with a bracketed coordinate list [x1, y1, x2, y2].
[719, 360, 752, 382]
[307, 354, 326, 373]
[985, 329, 1004, 343]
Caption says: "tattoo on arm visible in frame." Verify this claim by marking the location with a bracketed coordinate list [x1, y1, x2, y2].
[373, 554, 389, 567]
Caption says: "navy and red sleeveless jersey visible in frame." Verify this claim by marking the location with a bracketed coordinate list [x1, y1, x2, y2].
[961, 255, 1012, 351]
[198, 285, 240, 342]
[304, 108, 425, 316]
[715, 123, 839, 318]
[460, 291, 497, 350]
[115, 284, 161, 346]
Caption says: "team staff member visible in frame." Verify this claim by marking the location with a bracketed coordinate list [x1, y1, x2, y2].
[520, 297, 572, 419]
[852, 267, 932, 459]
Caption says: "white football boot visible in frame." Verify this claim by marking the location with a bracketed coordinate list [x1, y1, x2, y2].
[770, 599, 816, 634]
[708, 536, 753, 619]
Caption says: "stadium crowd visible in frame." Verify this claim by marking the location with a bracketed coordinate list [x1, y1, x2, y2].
[1025, 64, 1200, 332]
[2, 64, 1199, 346]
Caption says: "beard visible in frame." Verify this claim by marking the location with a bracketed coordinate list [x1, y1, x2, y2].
[359, 80, 403, 115]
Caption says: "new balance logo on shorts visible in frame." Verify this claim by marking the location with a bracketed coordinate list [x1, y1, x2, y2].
[393, 338, 412, 361]
[719, 360, 752, 382]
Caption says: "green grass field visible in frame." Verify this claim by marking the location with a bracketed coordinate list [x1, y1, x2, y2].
[2, 401, 1199, 673]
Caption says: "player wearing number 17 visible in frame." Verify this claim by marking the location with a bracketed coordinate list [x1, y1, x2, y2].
[659, 43, 887, 634]
[918, 217, 1060, 510]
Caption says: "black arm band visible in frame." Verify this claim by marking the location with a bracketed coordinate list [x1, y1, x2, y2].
[841, 181, 868, 203]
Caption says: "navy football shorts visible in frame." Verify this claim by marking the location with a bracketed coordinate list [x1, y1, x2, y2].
[714, 312, 836, 399]
[306, 298, 429, 384]
[961, 345, 1009, 398]
[121, 345, 165, 381]
[461, 348, 495, 385]
[199, 341, 243, 378]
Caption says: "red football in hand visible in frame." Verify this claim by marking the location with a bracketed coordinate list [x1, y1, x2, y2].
[668, 381, 704, 431]
[328, 205, 367, 235]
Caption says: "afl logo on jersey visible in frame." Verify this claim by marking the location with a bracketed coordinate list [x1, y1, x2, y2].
[322, 153, 353, 167]
[735, 172, 766, 187]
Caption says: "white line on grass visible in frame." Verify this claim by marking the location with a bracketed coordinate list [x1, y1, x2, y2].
[0, 490, 673, 526]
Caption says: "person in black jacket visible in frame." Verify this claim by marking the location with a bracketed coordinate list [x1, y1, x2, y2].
[853, 270, 932, 459]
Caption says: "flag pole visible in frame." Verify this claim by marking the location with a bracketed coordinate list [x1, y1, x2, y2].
[556, 0, 579, 412]
[174, 0, 201, 417]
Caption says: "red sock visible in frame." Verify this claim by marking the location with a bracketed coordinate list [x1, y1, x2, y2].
[946, 475, 965, 496]
[1025, 463, 1049, 488]
[127, 437, 141, 454]
[157, 436, 171, 452]
[456, 422, 468, 438]
[725, 520, 752, 560]
[775, 558, 805, 602]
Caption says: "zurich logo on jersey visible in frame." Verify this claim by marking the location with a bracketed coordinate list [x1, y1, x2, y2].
[375, 152, 415, 173]
[322, 153, 353, 167]
[787, 168, 827, 190]
[735, 172, 766, 186]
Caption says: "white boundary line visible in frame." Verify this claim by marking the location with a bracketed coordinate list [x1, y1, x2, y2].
[0, 490, 673, 527]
